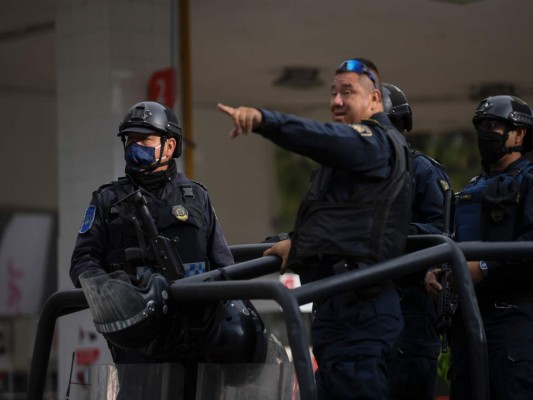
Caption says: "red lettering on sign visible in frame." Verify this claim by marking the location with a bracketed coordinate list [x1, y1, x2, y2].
[76, 348, 100, 365]
[148, 68, 176, 108]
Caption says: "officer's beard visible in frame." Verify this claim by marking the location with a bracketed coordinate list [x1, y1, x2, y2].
[128, 159, 177, 193]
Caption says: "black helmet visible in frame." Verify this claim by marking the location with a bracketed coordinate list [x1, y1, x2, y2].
[79, 269, 170, 349]
[382, 83, 413, 132]
[205, 299, 268, 365]
[473, 95, 533, 153]
[118, 101, 183, 158]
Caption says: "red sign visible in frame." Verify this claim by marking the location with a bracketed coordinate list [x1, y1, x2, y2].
[147, 68, 176, 108]
[76, 348, 100, 365]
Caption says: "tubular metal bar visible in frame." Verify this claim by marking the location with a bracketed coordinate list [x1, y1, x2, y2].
[229, 243, 273, 263]
[169, 279, 317, 400]
[26, 257, 283, 400]
[27, 290, 89, 400]
[292, 235, 489, 400]
[459, 241, 533, 261]
[182, 254, 282, 282]
[33, 237, 527, 400]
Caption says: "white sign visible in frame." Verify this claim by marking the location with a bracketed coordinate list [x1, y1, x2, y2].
[0, 213, 54, 315]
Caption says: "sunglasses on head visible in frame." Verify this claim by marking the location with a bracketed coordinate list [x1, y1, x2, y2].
[336, 60, 378, 90]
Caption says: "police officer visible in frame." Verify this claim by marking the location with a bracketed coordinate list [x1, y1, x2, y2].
[425, 95, 533, 399]
[218, 58, 412, 400]
[70, 101, 234, 396]
[383, 83, 449, 400]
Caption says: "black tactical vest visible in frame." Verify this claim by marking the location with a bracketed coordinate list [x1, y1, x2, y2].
[104, 177, 208, 276]
[288, 120, 412, 270]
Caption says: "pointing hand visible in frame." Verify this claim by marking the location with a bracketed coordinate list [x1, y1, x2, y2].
[217, 103, 263, 138]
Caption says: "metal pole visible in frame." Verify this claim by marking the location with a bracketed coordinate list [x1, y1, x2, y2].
[27, 290, 88, 400]
[32, 237, 533, 400]
[169, 280, 318, 400]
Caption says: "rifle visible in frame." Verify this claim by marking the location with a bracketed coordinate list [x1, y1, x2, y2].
[436, 183, 457, 353]
[113, 189, 185, 282]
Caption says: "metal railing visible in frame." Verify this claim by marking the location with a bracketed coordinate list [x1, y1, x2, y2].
[27, 236, 533, 400]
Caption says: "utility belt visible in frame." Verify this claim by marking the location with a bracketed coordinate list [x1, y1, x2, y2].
[476, 294, 533, 315]
[299, 255, 388, 308]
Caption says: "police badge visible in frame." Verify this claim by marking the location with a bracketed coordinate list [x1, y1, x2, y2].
[172, 205, 189, 221]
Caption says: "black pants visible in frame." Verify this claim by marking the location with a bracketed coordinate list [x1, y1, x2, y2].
[389, 283, 440, 400]
[449, 299, 533, 400]
[312, 287, 403, 400]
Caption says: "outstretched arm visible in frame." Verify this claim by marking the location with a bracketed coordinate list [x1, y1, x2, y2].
[217, 103, 263, 138]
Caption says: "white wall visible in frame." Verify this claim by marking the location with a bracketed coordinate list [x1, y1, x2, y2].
[0, 32, 57, 211]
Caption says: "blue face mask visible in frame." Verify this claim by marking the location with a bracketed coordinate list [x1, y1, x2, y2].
[124, 142, 162, 173]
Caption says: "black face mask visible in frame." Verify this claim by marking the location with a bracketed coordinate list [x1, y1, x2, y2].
[477, 129, 509, 171]
[127, 159, 177, 193]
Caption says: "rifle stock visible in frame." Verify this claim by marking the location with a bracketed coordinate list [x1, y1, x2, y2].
[436, 185, 456, 353]
[115, 190, 185, 281]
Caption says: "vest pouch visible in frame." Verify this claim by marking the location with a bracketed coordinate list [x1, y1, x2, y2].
[105, 211, 125, 247]
[455, 198, 482, 242]
[157, 207, 207, 267]
[481, 176, 520, 241]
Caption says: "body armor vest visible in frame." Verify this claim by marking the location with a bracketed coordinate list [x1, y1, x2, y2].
[105, 177, 208, 277]
[289, 120, 412, 270]
[455, 160, 533, 242]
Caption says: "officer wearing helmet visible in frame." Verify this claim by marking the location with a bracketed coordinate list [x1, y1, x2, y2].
[70, 101, 234, 395]
[426, 95, 533, 399]
[383, 83, 450, 400]
[71, 101, 233, 285]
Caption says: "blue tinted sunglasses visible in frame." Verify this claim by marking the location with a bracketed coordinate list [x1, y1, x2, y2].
[336, 60, 378, 90]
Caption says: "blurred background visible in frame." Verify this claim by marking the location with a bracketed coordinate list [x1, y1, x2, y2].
[0, 0, 532, 398]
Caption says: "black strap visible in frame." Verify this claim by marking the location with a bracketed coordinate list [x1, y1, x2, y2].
[181, 185, 194, 198]
[112, 181, 128, 202]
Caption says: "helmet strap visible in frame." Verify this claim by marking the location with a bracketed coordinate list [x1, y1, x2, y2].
[144, 135, 171, 173]
[503, 127, 524, 154]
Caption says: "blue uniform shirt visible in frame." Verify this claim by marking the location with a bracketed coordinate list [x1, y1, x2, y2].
[258, 109, 393, 179]
[410, 150, 450, 234]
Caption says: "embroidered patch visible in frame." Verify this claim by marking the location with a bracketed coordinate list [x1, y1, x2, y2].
[438, 179, 450, 192]
[79, 205, 96, 234]
[349, 124, 373, 137]
[172, 205, 189, 221]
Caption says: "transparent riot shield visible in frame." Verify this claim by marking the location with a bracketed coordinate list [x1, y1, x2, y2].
[77, 362, 295, 400]
[75, 332, 295, 400]
[68, 363, 184, 400]
[196, 362, 296, 400]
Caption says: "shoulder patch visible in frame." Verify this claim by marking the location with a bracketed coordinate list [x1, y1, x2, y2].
[349, 124, 373, 137]
[438, 179, 450, 192]
[79, 205, 96, 234]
